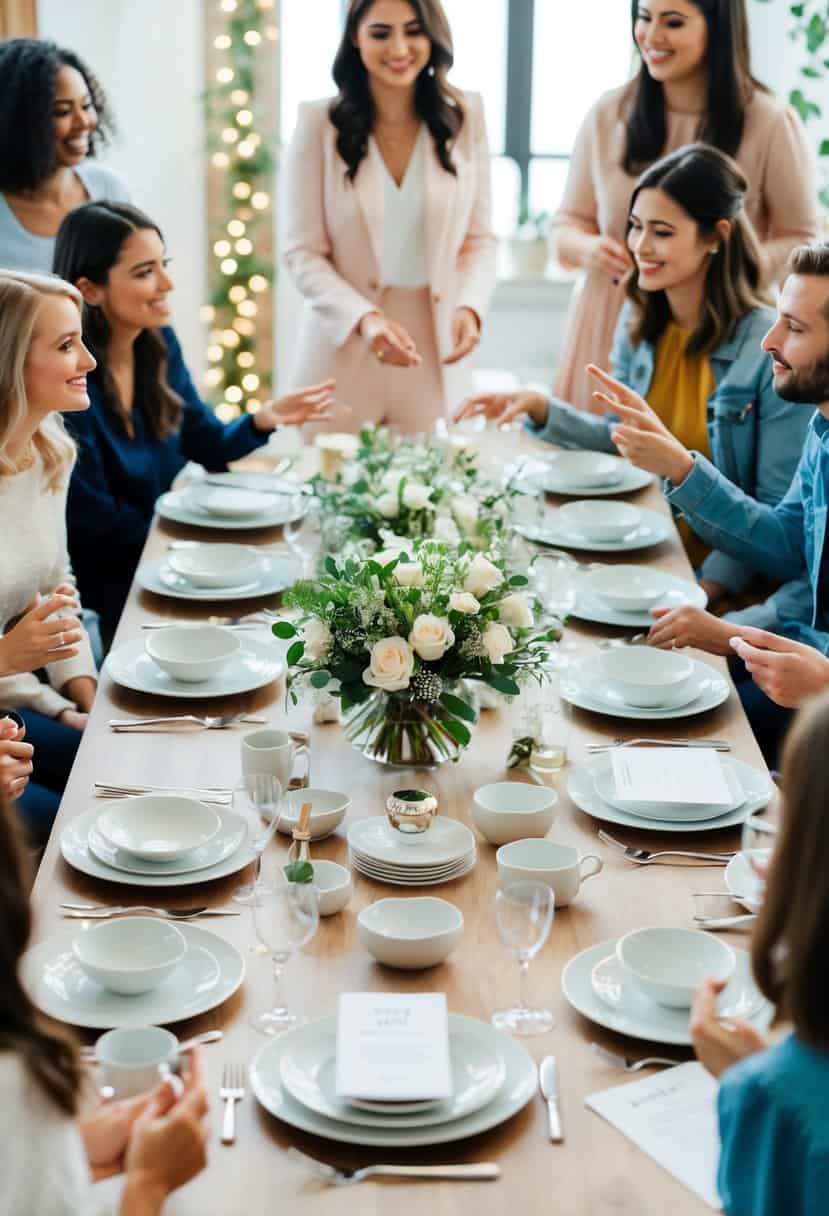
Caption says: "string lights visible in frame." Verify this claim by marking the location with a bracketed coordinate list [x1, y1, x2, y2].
[203, 0, 278, 420]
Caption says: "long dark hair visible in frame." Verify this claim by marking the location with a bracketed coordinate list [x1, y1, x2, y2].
[329, 0, 463, 182]
[752, 693, 829, 1049]
[623, 0, 765, 176]
[625, 143, 767, 355]
[0, 792, 82, 1115]
[0, 38, 115, 193]
[53, 202, 183, 441]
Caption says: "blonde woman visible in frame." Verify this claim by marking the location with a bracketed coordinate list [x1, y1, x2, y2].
[0, 270, 98, 843]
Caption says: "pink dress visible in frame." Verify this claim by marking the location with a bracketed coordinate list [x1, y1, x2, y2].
[552, 82, 820, 412]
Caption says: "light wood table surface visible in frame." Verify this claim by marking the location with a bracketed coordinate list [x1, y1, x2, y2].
[32, 434, 767, 1215]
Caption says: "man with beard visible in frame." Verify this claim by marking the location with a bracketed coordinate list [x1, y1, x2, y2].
[583, 241, 829, 763]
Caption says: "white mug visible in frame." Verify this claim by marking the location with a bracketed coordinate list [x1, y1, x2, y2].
[95, 1026, 178, 1099]
[241, 728, 311, 790]
[496, 840, 603, 907]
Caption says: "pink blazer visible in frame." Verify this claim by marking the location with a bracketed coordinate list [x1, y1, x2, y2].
[280, 91, 496, 379]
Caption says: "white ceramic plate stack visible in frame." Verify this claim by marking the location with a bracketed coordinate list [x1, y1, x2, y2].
[560, 654, 730, 720]
[572, 564, 708, 628]
[347, 817, 477, 885]
[517, 504, 671, 552]
[537, 451, 654, 497]
[138, 543, 296, 602]
[155, 476, 307, 530]
[250, 1013, 537, 1146]
[105, 635, 284, 698]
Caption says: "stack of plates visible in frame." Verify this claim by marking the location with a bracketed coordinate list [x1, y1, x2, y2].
[138, 553, 296, 602]
[539, 451, 654, 497]
[517, 505, 670, 552]
[348, 817, 476, 885]
[105, 636, 284, 698]
[560, 654, 729, 720]
[155, 482, 306, 530]
[250, 1013, 537, 1146]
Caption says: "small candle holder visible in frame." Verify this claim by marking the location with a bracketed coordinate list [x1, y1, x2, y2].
[385, 788, 438, 841]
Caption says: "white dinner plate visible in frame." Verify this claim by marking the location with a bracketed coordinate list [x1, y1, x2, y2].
[346, 817, 475, 868]
[62, 805, 256, 887]
[560, 655, 730, 720]
[592, 762, 746, 823]
[138, 554, 296, 602]
[349, 852, 477, 886]
[87, 807, 248, 876]
[279, 1017, 506, 1128]
[156, 487, 305, 530]
[348, 844, 477, 877]
[561, 940, 772, 1046]
[517, 505, 671, 552]
[105, 636, 284, 699]
[567, 755, 772, 833]
[21, 924, 245, 1030]
[572, 573, 708, 628]
[540, 456, 654, 497]
[724, 852, 766, 913]
[250, 1013, 537, 1147]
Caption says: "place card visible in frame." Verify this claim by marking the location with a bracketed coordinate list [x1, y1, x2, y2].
[334, 992, 452, 1101]
[611, 747, 733, 807]
[586, 1062, 722, 1210]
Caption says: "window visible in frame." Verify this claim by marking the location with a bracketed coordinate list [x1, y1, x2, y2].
[280, 0, 343, 144]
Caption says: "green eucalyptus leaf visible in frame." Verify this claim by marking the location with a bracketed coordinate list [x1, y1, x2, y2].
[439, 691, 476, 722]
[485, 673, 521, 697]
[284, 861, 314, 884]
[442, 718, 471, 747]
[508, 575, 529, 587]
[286, 640, 306, 665]
[310, 670, 332, 688]
[272, 621, 297, 639]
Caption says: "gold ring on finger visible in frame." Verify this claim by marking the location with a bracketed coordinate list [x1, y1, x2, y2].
[375, 347, 385, 362]
[59, 632, 64, 647]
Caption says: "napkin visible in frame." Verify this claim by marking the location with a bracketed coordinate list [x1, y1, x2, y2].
[586, 1062, 722, 1210]
[334, 993, 452, 1102]
[611, 747, 735, 807]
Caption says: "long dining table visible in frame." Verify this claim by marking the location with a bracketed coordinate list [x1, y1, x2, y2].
[31, 429, 768, 1215]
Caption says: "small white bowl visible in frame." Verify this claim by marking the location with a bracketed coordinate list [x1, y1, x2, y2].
[73, 917, 187, 995]
[279, 788, 351, 840]
[358, 897, 463, 970]
[551, 451, 622, 488]
[472, 782, 557, 845]
[167, 543, 259, 588]
[559, 500, 642, 542]
[95, 794, 222, 862]
[311, 860, 352, 916]
[581, 565, 670, 612]
[598, 645, 694, 708]
[616, 927, 736, 1009]
[145, 625, 241, 683]
[190, 486, 273, 518]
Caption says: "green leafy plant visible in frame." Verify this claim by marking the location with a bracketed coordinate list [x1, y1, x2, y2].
[284, 860, 314, 884]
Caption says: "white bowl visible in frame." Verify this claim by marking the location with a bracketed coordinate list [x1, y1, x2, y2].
[581, 565, 670, 611]
[358, 897, 463, 970]
[73, 917, 187, 995]
[95, 794, 222, 862]
[551, 451, 622, 488]
[167, 543, 259, 588]
[598, 645, 694, 708]
[190, 486, 273, 518]
[616, 927, 735, 1009]
[145, 625, 241, 683]
[559, 500, 642, 542]
[311, 860, 352, 916]
[279, 788, 351, 840]
[472, 782, 557, 845]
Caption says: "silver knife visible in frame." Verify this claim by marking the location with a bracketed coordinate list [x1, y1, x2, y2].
[539, 1055, 563, 1142]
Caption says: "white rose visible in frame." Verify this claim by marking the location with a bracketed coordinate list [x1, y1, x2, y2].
[395, 561, 424, 588]
[498, 593, 534, 629]
[301, 618, 332, 662]
[449, 591, 480, 615]
[381, 469, 406, 493]
[402, 481, 431, 511]
[464, 553, 504, 598]
[451, 494, 480, 534]
[363, 636, 415, 692]
[482, 621, 514, 665]
[376, 491, 400, 519]
[433, 514, 461, 546]
[409, 614, 455, 662]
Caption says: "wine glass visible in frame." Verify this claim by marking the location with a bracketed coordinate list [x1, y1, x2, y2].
[531, 549, 578, 622]
[251, 878, 319, 1035]
[492, 880, 555, 1036]
[284, 500, 322, 578]
[741, 814, 777, 883]
[232, 773, 283, 905]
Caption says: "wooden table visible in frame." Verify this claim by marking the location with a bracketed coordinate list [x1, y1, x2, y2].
[32, 433, 766, 1215]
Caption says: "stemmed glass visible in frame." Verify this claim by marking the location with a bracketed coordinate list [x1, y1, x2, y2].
[492, 880, 555, 1036]
[232, 773, 283, 905]
[284, 500, 322, 578]
[741, 814, 777, 883]
[251, 878, 319, 1035]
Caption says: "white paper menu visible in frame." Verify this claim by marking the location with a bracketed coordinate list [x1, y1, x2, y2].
[586, 1062, 722, 1210]
[611, 747, 734, 807]
[335, 993, 452, 1101]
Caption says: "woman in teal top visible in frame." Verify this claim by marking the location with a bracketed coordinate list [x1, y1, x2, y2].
[691, 692, 829, 1216]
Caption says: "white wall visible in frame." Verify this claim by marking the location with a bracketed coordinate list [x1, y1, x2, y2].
[36, 0, 207, 374]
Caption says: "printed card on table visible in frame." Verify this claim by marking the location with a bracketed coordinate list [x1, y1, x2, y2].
[335, 992, 451, 1101]
[611, 746, 734, 807]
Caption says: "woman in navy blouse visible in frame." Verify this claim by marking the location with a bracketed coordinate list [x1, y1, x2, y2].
[53, 201, 333, 643]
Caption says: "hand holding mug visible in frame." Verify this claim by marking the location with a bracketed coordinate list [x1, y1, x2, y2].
[0, 589, 83, 675]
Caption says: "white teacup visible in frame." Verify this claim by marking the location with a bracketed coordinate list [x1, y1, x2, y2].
[241, 728, 310, 790]
[95, 1026, 178, 1099]
[496, 839, 603, 907]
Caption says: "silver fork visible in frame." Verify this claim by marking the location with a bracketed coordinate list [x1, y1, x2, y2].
[597, 829, 734, 865]
[220, 1062, 245, 1145]
[587, 737, 731, 753]
[590, 1044, 681, 1072]
[287, 1148, 500, 1185]
[60, 902, 240, 919]
[93, 782, 233, 806]
[109, 713, 268, 731]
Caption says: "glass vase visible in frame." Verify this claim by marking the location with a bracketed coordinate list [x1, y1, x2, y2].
[345, 690, 470, 768]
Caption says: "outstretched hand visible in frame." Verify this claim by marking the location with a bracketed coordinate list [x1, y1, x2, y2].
[729, 626, 829, 708]
[585, 364, 694, 485]
[453, 390, 548, 427]
[255, 379, 339, 429]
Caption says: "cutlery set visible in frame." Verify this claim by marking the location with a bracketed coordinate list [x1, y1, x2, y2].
[587, 737, 731, 753]
[109, 713, 267, 730]
[60, 902, 240, 920]
[93, 781, 234, 806]
[597, 829, 735, 866]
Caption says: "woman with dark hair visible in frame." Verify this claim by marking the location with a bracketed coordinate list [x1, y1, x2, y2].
[54, 201, 334, 644]
[690, 691, 829, 1215]
[456, 144, 812, 617]
[550, 0, 818, 412]
[280, 0, 496, 432]
[0, 791, 210, 1215]
[0, 38, 129, 273]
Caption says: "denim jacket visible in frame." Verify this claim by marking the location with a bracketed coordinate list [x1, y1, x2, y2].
[527, 305, 812, 618]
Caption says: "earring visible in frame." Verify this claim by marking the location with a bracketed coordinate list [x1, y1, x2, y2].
[709, 247, 719, 256]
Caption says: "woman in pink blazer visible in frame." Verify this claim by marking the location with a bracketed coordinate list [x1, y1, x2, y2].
[280, 0, 496, 433]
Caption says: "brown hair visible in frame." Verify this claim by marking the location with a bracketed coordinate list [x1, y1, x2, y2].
[625, 143, 768, 355]
[0, 793, 82, 1114]
[752, 692, 829, 1048]
[788, 241, 829, 321]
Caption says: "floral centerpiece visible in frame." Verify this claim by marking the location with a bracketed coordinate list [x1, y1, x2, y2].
[273, 540, 558, 767]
